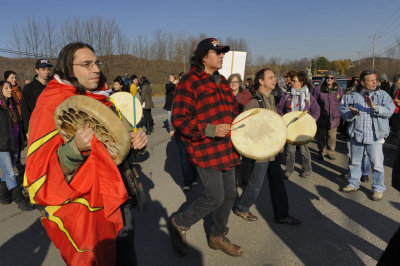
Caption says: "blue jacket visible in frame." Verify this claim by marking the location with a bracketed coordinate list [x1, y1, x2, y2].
[339, 89, 395, 140]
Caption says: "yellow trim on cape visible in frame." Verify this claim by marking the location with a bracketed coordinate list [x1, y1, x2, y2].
[27, 129, 59, 158]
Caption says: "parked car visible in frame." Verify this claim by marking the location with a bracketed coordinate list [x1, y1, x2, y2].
[312, 76, 352, 90]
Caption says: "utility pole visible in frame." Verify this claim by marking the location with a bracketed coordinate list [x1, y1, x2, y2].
[369, 35, 381, 70]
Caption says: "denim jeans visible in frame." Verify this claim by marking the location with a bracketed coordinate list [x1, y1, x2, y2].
[174, 131, 197, 186]
[348, 139, 385, 192]
[346, 141, 370, 175]
[175, 167, 236, 237]
[236, 156, 289, 219]
[0, 149, 19, 190]
[285, 143, 312, 173]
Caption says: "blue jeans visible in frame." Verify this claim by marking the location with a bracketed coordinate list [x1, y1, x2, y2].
[0, 149, 19, 190]
[348, 139, 385, 192]
[236, 156, 289, 219]
[347, 141, 370, 175]
[236, 161, 269, 213]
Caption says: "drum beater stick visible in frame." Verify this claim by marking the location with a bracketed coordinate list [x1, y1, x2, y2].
[231, 108, 261, 127]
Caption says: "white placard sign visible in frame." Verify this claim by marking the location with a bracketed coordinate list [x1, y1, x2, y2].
[219, 51, 247, 80]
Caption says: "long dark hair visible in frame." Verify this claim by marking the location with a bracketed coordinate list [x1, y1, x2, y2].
[0, 80, 18, 124]
[54, 42, 105, 94]
[190, 49, 209, 71]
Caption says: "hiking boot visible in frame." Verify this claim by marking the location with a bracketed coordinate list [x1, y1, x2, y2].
[11, 187, 34, 211]
[168, 217, 190, 256]
[342, 185, 358, 193]
[209, 235, 243, 257]
[372, 191, 383, 201]
[0, 182, 11, 204]
[233, 209, 258, 221]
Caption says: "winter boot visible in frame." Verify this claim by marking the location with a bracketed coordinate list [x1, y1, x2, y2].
[146, 122, 151, 135]
[0, 181, 12, 204]
[11, 186, 34, 211]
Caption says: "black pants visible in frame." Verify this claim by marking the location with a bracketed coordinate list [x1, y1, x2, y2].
[174, 131, 197, 186]
[267, 156, 289, 219]
[143, 109, 154, 129]
[116, 202, 137, 266]
[175, 167, 236, 237]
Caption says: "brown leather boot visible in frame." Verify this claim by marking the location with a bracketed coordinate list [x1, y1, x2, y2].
[168, 216, 190, 256]
[209, 234, 243, 257]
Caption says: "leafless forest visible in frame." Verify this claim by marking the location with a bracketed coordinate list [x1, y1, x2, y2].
[1, 16, 400, 93]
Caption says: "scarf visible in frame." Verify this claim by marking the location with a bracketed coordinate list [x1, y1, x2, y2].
[290, 86, 309, 111]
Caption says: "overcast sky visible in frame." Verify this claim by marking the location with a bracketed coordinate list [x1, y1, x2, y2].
[1, 0, 399, 62]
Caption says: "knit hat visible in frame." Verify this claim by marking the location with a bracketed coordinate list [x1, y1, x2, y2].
[325, 70, 336, 77]
[4, 70, 15, 80]
[379, 74, 388, 81]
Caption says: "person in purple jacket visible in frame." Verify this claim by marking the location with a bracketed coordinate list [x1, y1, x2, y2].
[312, 71, 343, 160]
[277, 71, 320, 178]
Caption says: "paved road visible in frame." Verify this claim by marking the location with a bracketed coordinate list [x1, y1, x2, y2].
[1, 96, 399, 266]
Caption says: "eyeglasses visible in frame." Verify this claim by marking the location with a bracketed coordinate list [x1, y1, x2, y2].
[73, 61, 103, 70]
[209, 50, 225, 55]
[230, 81, 239, 84]
[326, 77, 335, 80]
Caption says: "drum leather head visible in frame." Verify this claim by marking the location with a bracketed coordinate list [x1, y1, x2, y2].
[54, 95, 131, 165]
[231, 108, 287, 160]
[109, 92, 142, 127]
[282, 111, 317, 145]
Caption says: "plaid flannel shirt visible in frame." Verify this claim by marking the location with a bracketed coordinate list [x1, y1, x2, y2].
[172, 66, 240, 170]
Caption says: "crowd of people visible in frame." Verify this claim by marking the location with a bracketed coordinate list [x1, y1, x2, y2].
[0, 37, 399, 265]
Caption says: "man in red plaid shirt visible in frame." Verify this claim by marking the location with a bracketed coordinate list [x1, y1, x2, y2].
[168, 38, 243, 257]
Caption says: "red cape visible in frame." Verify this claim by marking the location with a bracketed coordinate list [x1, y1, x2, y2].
[24, 77, 128, 265]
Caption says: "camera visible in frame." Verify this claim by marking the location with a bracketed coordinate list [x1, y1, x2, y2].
[363, 91, 369, 97]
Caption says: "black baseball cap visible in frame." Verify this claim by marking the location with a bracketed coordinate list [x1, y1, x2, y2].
[195, 38, 230, 54]
[35, 59, 53, 69]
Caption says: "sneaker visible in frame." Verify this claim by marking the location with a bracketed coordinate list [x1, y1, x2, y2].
[182, 185, 191, 192]
[342, 185, 358, 193]
[191, 181, 198, 186]
[361, 175, 369, 182]
[326, 154, 336, 160]
[233, 209, 258, 221]
[301, 171, 312, 178]
[284, 171, 293, 179]
[274, 215, 301, 226]
[372, 191, 383, 201]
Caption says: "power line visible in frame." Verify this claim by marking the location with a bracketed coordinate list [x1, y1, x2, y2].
[374, 5, 400, 35]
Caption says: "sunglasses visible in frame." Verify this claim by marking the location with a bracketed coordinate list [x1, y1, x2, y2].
[326, 77, 335, 80]
[209, 50, 224, 55]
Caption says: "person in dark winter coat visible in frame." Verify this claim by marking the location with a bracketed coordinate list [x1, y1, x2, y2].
[277, 71, 320, 178]
[21, 59, 52, 135]
[0, 81, 33, 210]
[140, 76, 155, 134]
[312, 71, 343, 160]
[163, 74, 178, 132]
[379, 74, 392, 96]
